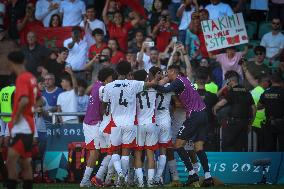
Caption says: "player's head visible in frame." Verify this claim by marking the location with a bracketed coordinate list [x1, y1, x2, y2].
[195, 66, 210, 85]
[167, 65, 181, 81]
[116, 61, 132, 79]
[8, 51, 26, 74]
[98, 67, 116, 84]
[225, 70, 239, 87]
[8, 51, 25, 65]
[133, 69, 148, 81]
[149, 66, 163, 81]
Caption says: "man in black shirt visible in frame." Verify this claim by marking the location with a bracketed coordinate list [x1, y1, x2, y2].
[213, 71, 256, 152]
[21, 31, 50, 77]
[42, 47, 68, 87]
[258, 74, 284, 151]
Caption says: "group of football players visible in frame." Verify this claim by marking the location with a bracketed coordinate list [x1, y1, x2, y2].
[80, 60, 213, 188]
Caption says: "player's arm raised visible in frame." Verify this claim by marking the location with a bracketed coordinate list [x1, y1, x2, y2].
[154, 79, 184, 94]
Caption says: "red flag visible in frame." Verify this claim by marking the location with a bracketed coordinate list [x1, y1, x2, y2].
[226, 35, 240, 45]
[20, 25, 72, 48]
[118, 0, 147, 19]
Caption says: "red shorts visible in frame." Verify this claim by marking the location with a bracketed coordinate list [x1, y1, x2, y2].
[9, 134, 33, 158]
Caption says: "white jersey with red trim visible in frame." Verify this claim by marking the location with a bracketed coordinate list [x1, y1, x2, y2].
[155, 83, 174, 125]
[136, 88, 157, 125]
[103, 80, 144, 126]
[99, 86, 111, 133]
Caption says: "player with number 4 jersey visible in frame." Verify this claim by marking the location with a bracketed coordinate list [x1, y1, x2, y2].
[102, 62, 156, 186]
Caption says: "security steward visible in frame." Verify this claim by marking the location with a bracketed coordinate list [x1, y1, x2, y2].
[258, 74, 284, 151]
[0, 83, 15, 187]
[213, 70, 256, 152]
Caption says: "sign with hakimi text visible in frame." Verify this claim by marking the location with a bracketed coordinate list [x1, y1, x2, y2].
[201, 13, 248, 51]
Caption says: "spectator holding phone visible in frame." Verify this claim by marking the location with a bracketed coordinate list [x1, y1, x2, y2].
[84, 47, 113, 82]
[167, 42, 187, 74]
[152, 10, 178, 52]
[137, 37, 156, 71]
[176, 0, 199, 45]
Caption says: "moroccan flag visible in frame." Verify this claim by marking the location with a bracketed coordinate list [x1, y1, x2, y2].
[20, 25, 72, 48]
[226, 35, 240, 45]
[118, 0, 147, 19]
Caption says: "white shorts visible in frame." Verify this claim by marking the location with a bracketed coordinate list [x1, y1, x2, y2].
[83, 122, 108, 150]
[171, 109, 194, 150]
[110, 125, 137, 150]
[136, 123, 158, 150]
[171, 109, 186, 142]
[157, 121, 172, 148]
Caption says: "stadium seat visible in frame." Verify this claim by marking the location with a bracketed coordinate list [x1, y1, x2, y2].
[245, 21, 257, 40]
[258, 22, 272, 39]
[246, 40, 260, 59]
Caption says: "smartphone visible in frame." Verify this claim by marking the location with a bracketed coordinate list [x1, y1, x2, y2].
[172, 36, 177, 43]
[145, 41, 155, 47]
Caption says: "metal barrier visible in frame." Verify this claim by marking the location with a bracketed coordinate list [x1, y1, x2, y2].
[47, 112, 85, 124]
[0, 112, 86, 124]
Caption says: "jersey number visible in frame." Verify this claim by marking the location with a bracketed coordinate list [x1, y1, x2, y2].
[137, 92, 150, 109]
[1, 93, 9, 102]
[105, 100, 111, 115]
[119, 90, 128, 107]
[157, 93, 165, 110]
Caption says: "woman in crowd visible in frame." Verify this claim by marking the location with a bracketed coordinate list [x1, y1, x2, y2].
[49, 14, 62, 28]
[108, 38, 126, 65]
[103, 0, 140, 52]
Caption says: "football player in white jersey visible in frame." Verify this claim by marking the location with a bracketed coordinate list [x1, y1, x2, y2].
[102, 61, 156, 186]
[147, 66, 174, 185]
[90, 74, 117, 187]
[132, 69, 158, 187]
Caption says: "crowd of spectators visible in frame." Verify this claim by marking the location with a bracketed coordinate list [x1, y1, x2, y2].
[0, 0, 284, 158]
